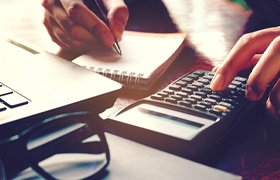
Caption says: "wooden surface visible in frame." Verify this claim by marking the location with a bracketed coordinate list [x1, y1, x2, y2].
[2, 0, 280, 179]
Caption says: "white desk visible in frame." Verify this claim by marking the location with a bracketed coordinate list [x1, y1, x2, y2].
[105, 132, 242, 179]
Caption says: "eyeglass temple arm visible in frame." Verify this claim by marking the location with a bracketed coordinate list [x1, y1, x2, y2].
[27, 124, 108, 163]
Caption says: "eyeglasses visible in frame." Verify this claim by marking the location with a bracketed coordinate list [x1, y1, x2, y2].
[0, 111, 110, 180]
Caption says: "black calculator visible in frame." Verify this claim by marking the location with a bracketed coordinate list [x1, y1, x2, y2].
[105, 70, 259, 160]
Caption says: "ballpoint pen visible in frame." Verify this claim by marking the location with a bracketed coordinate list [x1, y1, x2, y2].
[86, 0, 122, 55]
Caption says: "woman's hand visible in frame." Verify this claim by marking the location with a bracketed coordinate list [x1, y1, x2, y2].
[210, 26, 280, 116]
[42, 0, 128, 58]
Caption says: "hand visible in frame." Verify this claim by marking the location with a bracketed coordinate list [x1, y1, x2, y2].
[210, 27, 280, 116]
[41, 0, 128, 58]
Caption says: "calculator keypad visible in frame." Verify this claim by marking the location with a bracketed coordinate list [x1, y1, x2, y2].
[149, 70, 247, 119]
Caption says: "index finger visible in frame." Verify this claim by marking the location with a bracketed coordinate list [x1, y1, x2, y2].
[211, 27, 280, 91]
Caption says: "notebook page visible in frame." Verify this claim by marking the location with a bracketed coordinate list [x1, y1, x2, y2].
[73, 31, 186, 79]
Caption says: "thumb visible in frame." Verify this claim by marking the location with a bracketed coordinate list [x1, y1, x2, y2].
[102, 0, 129, 40]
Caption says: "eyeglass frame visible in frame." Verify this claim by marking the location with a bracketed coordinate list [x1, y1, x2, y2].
[0, 111, 110, 180]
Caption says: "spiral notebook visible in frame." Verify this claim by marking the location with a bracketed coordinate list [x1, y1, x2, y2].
[72, 31, 187, 90]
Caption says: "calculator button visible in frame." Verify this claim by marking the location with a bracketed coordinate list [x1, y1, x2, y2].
[234, 77, 247, 82]
[188, 74, 199, 79]
[223, 98, 238, 105]
[187, 85, 198, 91]
[163, 89, 174, 95]
[170, 94, 183, 100]
[204, 98, 217, 104]
[209, 109, 223, 116]
[165, 98, 178, 104]
[212, 91, 222, 96]
[200, 88, 212, 93]
[189, 95, 203, 101]
[176, 80, 188, 87]
[227, 84, 237, 90]
[213, 105, 228, 113]
[203, 75, 214, 80]
[197, 78, 209, 84]
[181, 77, 193, 83]
[199, 101, 212, 108]
[208, 95, 222, 101]
[219, 102, 232, 108]
[151, 94, 164, 101]
[238, 88, 246, 94]
[176, 92, 188, 98]
[179, 101, 192, 107]
[184, 98, 197, 104]
[207, 72, 215, 76]
[157, 92, 169, 97]
[194, 91, 207, 98]
[192, 82, 204, 88]
[231, 81, 242, 86]
[181, 88, 192, 94]
[193, 71, 205, 76]
[204, 84, 211, 89]
[229, 95, 239, 100]
[194, 104, 206, 111]
[169, 84, 181, 91]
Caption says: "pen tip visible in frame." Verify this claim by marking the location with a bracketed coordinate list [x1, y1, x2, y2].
[113, 43, 122, 56]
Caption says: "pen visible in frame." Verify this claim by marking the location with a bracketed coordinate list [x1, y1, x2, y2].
[86, 0, 122, 55]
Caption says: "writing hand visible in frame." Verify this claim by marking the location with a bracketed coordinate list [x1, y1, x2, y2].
[210, 27, 280, 116]
[41, 0, 128, 59]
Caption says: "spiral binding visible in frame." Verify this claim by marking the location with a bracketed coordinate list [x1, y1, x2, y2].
[85, 66, 145, 88]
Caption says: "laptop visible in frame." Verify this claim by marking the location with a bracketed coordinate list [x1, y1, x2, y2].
[0, 34, 122, 134]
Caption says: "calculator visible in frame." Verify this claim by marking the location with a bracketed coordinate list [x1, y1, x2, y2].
[105, 70, 260, 160]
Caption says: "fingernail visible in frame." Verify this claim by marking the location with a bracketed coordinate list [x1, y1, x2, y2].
[246, 86, 258, 100]
[212, 66, 218, 72]
[266, 101, 280, 123]
[266, 100, 276, 115]
[210, 74, 224, 91]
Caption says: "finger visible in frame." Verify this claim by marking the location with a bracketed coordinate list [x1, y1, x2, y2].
[102, 0, 129, 40]
[43, 10, 71, 49]
[43, 0, 96, 43]
[41, 0, 53, 12]
[243, 54, 262, 69]
[266, 78, 280, 116]
[246, 36, 280, 101]
[211, 54, 262, 73]
[211, 27, 280, 91]
[60, 0, 114, 47]
[212, 66, 218, 72]
[44, 10, 94, 52]
[43, 15, 71, 48]
[48, 21, 96, 52]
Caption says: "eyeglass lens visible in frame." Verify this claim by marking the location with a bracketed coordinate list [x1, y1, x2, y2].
[12, 119, 108, 179]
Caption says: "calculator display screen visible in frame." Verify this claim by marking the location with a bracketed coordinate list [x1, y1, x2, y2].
[115, 103, 214, 140]
[137, 107, 202, 130]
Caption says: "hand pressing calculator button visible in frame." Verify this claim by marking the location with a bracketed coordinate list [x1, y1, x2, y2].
[149, 70, 247, 120]
[105, 70, 260, 160]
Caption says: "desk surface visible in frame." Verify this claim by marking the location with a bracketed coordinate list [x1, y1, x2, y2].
[1, 0, 280, 179]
